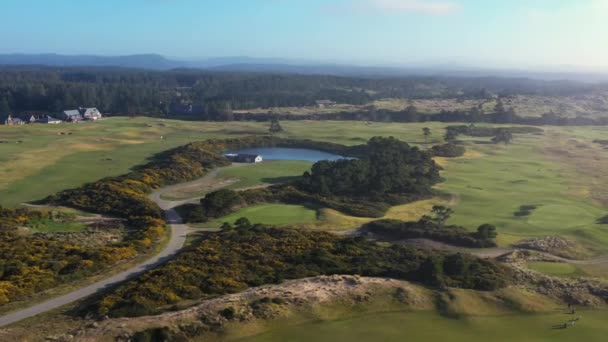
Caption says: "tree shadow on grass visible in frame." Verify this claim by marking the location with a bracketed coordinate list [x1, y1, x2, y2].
[261, 176, 303, 185]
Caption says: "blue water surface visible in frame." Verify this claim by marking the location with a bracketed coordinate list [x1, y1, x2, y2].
[224, 147, 345, 162]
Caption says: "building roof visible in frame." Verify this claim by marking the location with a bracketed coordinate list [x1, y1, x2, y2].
[225, 153, 262, 162]
[39, 115, 62, 123]
[63, 110, 81, 117]
[81, 107, 101, 116]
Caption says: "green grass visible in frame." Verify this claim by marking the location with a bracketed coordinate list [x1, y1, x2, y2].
[439, 130, 608, 254]
[527, 262, 584, 277]
[218, 160, 313, 189]
[241, 310, 608, 342]
[26, 218, 87, 233]
[209, 204, 318, 227]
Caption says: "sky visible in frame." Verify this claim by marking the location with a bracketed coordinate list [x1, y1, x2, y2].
[1, 0, 607, 70]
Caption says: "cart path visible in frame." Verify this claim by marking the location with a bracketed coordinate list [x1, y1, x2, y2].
[0, 180, 204, 328]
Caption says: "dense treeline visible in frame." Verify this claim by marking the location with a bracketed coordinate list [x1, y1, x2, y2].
[299, 137, 441, 198]
[89, 224, 512, 318]
[0, 66, 601, 116]
[0, 207, 163, 304]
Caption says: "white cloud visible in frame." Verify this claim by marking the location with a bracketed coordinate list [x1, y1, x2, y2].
[365, 0, 461, 15]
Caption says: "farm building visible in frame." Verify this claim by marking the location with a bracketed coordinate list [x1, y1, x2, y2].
[225, 153, 263, 163]
[2, 114, 25, 126]
[315, 100, 336, 108]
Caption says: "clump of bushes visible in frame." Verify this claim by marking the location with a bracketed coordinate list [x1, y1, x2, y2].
[363, 219, 497, 248]
[514, 205, 538, 217]
[431, 143, 466, 158]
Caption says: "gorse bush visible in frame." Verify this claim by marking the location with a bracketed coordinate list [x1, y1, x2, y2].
[0, 207, 165, 304]
[91, 225, 512, 318]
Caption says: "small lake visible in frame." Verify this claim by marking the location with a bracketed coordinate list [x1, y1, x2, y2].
[224, 147, 345, 162]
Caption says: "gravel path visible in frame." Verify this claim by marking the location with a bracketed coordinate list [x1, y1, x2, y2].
[0, 179, 202, 328]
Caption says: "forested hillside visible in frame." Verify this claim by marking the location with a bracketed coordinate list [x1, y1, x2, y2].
[0, 67, 601, 117]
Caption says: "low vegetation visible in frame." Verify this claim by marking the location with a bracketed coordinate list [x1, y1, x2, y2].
[0, 207, 163, 305]
[88, 223, 511, 318]
[363, 205, 498, 248]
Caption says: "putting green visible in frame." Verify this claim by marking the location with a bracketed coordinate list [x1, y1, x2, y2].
[527, 204, 599, 229]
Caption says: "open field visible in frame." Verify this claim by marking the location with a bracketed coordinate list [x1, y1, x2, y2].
[241, 309, 608, 342]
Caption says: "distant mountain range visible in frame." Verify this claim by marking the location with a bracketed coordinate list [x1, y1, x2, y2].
[1, 53, 607, 83]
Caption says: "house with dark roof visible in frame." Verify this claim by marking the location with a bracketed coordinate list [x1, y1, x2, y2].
[224, 153, 263, 163]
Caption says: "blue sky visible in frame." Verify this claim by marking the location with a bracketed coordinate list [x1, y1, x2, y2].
[1, 0, 607, 69]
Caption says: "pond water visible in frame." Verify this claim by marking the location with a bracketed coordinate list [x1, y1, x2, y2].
[224, 147, 346, 162]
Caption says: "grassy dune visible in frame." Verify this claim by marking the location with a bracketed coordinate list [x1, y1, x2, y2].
[225, 285, 604, 342]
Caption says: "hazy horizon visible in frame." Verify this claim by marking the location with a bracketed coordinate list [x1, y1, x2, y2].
[1, 0, 608, 71]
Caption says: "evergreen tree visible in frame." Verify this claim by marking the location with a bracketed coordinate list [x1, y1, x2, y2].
[269, 117, 284, 134]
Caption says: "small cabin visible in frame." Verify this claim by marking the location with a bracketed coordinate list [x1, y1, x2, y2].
[225, 153, 263, 163]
